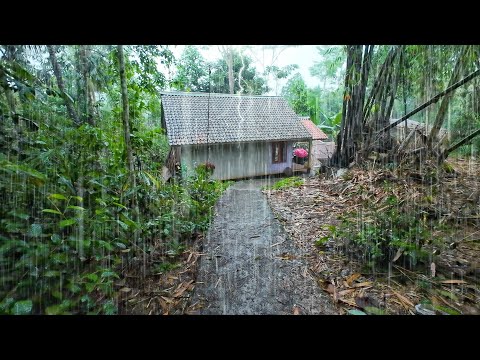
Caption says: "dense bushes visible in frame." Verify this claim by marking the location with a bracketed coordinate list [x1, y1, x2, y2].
[331, 184, 435, 269]
[0, 112, 228, 315]
[0, 45, 231, 314]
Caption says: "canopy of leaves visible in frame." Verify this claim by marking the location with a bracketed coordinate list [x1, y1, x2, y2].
[171, 46, 210, 92]
[210, 50, 268, 95]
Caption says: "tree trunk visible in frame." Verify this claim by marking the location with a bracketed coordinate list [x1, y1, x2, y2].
[117, 45, 139, 225]
[228, 49, 234, 94]
[443, 127, 480, 158]
[427, 46, 469, 149]
[332, 45, 373, 166]
[219, 46, 235, 94]
[47, 45, 81, 126]
[76, 45, 96, 126]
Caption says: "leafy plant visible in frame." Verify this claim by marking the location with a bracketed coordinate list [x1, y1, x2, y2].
[334, 192, 433, 268]
[264, 177, 304, 190]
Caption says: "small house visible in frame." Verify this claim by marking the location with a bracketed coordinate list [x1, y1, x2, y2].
[390, 118, 449, 150]
[160, 92, 312, 180]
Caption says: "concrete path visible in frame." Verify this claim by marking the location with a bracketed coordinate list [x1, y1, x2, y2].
[192, 179, 336, 315]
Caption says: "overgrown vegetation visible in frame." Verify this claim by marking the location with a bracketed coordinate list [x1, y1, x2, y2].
[0, 45, 230, 315]
[333, 189, 435, 269]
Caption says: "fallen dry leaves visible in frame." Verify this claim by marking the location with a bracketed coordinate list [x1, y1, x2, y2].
[264, 159, 480, 315]
[119, 237, 205, 315]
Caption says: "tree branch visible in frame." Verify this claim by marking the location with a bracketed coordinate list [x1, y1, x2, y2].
[379, 67, 480, 134]
[444, 128, 480, 157]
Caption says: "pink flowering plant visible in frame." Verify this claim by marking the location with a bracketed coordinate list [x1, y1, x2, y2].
[294, 148, 308, 158]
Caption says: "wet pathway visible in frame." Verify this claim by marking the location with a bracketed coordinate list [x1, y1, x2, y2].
[192, 179, 336, 314]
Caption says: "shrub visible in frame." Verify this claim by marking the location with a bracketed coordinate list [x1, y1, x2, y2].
[265, 176, 304, 190]
[334, 193, 433, 269]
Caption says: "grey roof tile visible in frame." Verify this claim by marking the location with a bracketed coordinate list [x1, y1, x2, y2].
[161, 92, 312, 146]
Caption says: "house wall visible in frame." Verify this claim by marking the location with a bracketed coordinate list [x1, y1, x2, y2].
[311, 141, 336, 169]
[180, 141, 294, 180]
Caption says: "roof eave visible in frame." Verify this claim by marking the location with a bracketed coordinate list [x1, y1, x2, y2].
[171, 137, 313, 146]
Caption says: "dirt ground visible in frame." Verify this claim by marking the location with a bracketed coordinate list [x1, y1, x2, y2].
[264, 160, 480, 315]
[191, 179, 337, 314]
[120, 158, 480, 315]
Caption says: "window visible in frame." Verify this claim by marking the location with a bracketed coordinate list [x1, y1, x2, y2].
[272, 142, 286, 163]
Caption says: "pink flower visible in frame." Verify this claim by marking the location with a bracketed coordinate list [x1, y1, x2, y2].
[294, 148, 308, 158]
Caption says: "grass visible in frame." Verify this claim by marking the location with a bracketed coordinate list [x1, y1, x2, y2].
[264, 176, 304, 190]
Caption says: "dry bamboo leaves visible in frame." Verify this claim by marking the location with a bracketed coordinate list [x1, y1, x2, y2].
[392, 290, 415, 308]
[441, 279, 467, 284]
[265, 160, 480, 315]
[120, 242, 203, 315]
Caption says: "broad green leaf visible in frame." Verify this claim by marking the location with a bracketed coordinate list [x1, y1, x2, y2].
[112, 202, 128, 210]
[44, 270, 60, 278]
[45, 305, 62, 315]
[102, 300, 117, 315]
[66, 205, 85, 211]
[101, 271, 119, 279]
[120, 213, 138, 229]
[68, 283, 81, 294]
[51, 234, 61, 244]
[42, 209, 63, 215]
[144, 171, 160, 188]
[116, 220, 128, 230]
[95, 198, 107, 207]
[13, 300, 32, 315]
[51, 290, 63, 299]
[85, 273, 99, 282]
[2, 162, 47, 181]
[72, 196, 83, 202]
[0, 297, 15, 311]
[49, 193, 67, 200]
[98, 240, 113, 251]
[59, 218, 76, 228]
[8, 62, 36, 82]
[8, 211, 29, 220]
[364, 306, 386, 315]
[28, 223, 42, 237]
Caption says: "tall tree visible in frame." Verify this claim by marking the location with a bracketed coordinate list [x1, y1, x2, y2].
[281, 73, 309, 115]
[427, 46, 469, 150]
[117, 45, 139, 225]
[219, 46, 234, 94]
[172, 46, 209, 92]
[47, 45, 81, 125]
[264, 64, 299, 95]
[75, 45, 96, 126]
[331, 45, 378, 167]
[210, 50, 268, 95]
[310, 45, 346, 90]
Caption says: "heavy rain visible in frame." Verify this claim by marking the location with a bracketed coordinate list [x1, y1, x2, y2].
[1, 45, 479, 315]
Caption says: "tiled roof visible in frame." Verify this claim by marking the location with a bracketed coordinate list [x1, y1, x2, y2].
[160, 92, 312, 146]
[301, 119, 329, 140]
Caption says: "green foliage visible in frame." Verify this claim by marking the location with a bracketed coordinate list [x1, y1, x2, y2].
[282, 73, 309, 115]
[309, 46, 346, 88]
[0, 45, 228, 315]
[172, 46, 210, 92]
[210, 50, 268, 95]
[333, 191, 434, 268]
[265, 177, 304, 190]
[152, 262, 182, 274]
